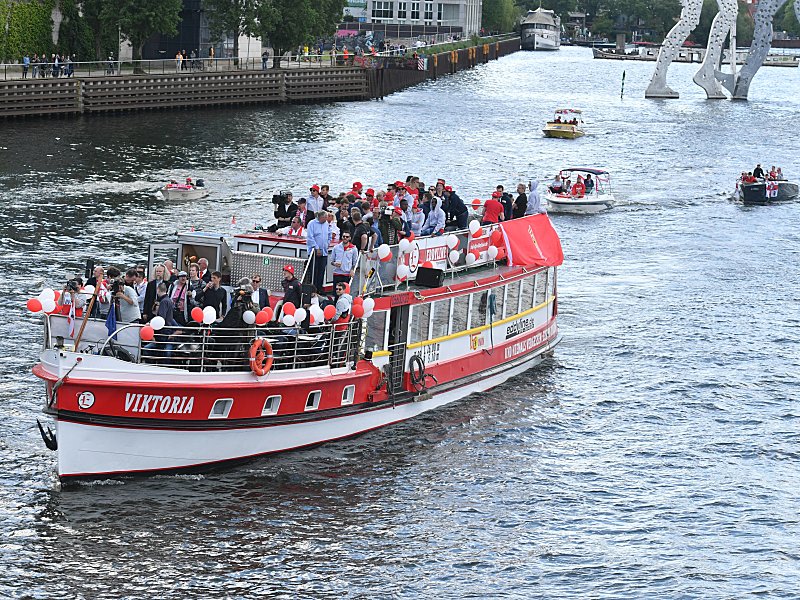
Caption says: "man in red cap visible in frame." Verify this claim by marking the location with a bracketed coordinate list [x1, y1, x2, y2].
[306, 185, 323, 224]
[481, 191, 505, 226]
[281, 265, 302, 311]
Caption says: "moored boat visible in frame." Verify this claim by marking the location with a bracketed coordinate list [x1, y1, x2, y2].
[30, 214, 564, 480]
[520, 8, 561, 51]
[160, 178, 209, 200]
[544, 167, 614, 214]
[543, 108, 585, 139]
[735, 177, 799, 205]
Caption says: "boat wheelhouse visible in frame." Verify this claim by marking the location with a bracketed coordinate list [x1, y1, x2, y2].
[521, 8, 561, 51]
[543, 109, 585, 139]
[31, 214, 564, 480]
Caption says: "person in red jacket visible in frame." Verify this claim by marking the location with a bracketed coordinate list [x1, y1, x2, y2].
[481, 191, 505, 226]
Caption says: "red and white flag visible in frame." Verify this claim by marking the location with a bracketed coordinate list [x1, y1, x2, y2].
[767, 181, 779, 198]
[66, 301, 76, 338]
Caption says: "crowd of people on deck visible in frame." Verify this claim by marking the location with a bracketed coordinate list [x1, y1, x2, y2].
[740, 164, 784, 183]
[265, 176, 546, 293]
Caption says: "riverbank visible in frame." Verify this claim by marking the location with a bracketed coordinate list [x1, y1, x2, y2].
[0, 38, 521, 119]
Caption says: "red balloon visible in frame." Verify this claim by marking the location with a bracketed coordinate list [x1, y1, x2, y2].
[344, 283, 351, 294]
[470, 250, 481, 260]
[255, 310, 269, 326]
[380, 251, 393, 263]
[26, 298, 42, 313]
[472, 198, 482, 207]
[283, 302, 296, 316]
[53, 290, 61, 302]
[191, 306, 204, 323]
[421, 261, 433, 268]
[490, 230, 503, 246]
[352, 296, 364, 306]
[496, 247, 507, 261]
[352, 304, 365, 318]
[261, 307, 274, 322]
[408, 232, 415, 242]
[323, 305, 336, 320]
[140, 325, 155, 341]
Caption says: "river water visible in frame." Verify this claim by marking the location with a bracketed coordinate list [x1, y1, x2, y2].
[1, 46, 799, 598]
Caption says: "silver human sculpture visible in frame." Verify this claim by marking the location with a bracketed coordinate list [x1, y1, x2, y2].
[717, 0, 782, 100]
[693, 0, 738, 99]
[645, 0, 703, 98]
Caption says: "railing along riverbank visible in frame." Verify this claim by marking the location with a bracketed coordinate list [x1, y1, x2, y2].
[0, 37, 521, 119]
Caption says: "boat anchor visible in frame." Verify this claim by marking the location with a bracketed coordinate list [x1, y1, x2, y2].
[36, 420, 58, 451]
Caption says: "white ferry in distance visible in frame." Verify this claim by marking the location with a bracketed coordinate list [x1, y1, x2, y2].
[30, 209, 563, 480]
[521, 8, 561, 51]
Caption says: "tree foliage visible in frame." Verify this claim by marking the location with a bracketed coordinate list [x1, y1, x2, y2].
[0, 0, 55, 62]
[692, 0, 754, 47]
[204, 0, 253, 65]
[482, 0, 517, 33]
[516, 0, 576, 21]
[116, 0, 183, 62]
[777, 2, 800, 37]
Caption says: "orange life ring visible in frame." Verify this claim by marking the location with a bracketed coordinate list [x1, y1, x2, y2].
[571, 182, 586, 197]
[249, 338, 273, 376]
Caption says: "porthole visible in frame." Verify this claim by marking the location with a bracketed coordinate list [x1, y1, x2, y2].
[209, 398, 233, 419]
[341, 385, 355, 406]
[262, 395, 281, 416]
[305, 390, 321, 411]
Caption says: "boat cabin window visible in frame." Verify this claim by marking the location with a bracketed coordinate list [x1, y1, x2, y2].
[431, 300, 450, 339]
[305, 390, 322, 411]
[262, 395, 281, 416]
[181, 244, 217, 272]
[451, 294, 470, 334]
[409, 303, 432, 344]
[239, 242, 259, 253]
[506, 280, 522, 318]
[473, 291, 489, 328]
[262, 245, 298, 258]
[341, 385, 355, 406]
[547, 267, 556, 317]
[209, 398, 234, 419]
[365, 310, 388, 351]
[490, 287, 504, 321]
[534, 271, 548, 307]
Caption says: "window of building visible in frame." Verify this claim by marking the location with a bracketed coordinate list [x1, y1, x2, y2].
[365, 309, 387, 351]
[398, 1, 407, 18]
[506, 280, 521, 318]
[437, 2, 443, 22]
[411, 2, 420, 19]
[262, 395, 281, 416]
[305, 390, 321, 411]
[409, 303, 431, 343]
[342, 385, 355, 406]
[424, 2, 433, 21]
[209, 398, 233, 419]
[431, 300, 450, 339]
[451, 294, 470, 334]
[441, 3, 459, 22]
[372, 1, 393, 20]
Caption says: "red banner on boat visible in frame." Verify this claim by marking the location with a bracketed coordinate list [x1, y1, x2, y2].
[499, 214, 564, 267]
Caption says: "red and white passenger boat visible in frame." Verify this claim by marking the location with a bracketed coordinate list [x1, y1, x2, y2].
[32, 214, 564, 480]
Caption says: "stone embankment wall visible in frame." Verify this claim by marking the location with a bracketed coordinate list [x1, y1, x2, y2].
[0, 39, 520, 119]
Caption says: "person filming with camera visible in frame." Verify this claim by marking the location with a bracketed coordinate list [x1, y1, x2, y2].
[112, 276, 141, 323]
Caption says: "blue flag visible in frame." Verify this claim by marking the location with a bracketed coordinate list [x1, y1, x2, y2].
[105, 305, 117, 339]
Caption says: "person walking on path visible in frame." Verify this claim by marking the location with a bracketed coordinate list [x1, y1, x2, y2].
[22, 54, 30, 79]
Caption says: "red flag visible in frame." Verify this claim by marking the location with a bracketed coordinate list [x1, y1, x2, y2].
[499, 214, 564, 267]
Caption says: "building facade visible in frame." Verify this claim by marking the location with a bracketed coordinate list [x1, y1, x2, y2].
[364, 0, 482, 36]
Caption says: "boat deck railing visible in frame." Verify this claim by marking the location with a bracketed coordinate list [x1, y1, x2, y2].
[44, 314, 362, 373]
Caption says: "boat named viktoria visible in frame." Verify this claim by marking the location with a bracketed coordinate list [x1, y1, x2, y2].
[31, 213, 563, 480]
[520, 8, 561, 51]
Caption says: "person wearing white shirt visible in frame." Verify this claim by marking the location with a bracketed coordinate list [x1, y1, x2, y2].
[278, 217, 307, 237]
[329, 232, 359, 286]
[307, 184, 324, 216]
[326, 212, 340, 244]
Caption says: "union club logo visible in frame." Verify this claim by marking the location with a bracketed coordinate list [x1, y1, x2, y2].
[77, 391, 95, 410]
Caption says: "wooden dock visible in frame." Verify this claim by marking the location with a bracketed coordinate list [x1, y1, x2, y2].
[0, 39, 520, 119]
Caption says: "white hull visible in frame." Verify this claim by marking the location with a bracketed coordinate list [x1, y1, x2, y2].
[161, 187, 210, 201]
[54, 341, 558, 478]
[546, 194, 613, 214]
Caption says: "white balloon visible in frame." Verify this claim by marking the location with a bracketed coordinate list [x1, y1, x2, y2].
[202, 306, 217, 324]
[396, 264, 410, 280]
[363, 307, 374, 319]
[294, 307, 307, 323]
[449, 250, 460, 264]
[465, 252, 477, 266]
[468, 220, 481, 235]
[82, 285, 95, 295]
[242, 310, 256, 324]
[39, 288, 55, 301]
[377, 244, 391, 259]
[446, 234, 459, 249]
[150, 316, 166, 331]
[282, 314, 296, 326]
[487, 245, 499, 260]
[363, 297, 375, 312]
[41, 299, 56, 313]
[398, 238, 411, 253]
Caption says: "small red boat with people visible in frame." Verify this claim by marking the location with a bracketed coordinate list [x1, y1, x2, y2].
[29, 196, 564, 480]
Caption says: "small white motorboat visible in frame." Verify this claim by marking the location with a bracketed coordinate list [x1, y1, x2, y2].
[545, 167, 614, 214]
[161, 178, 209, 200]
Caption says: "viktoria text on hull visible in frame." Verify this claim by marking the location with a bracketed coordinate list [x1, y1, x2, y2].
[31, 203, 564, 480]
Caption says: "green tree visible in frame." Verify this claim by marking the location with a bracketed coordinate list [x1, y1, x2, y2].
[204, 0, 253, 66]
[482, 0, 517, 33]
[116, 0, 182, 63]
[58, 0, 94, 59]
[251, 0, 344, 69]
[777, 2, 800, 37]
[516, 0, 576, 21]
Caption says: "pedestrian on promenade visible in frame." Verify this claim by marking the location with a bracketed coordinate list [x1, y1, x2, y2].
[22, 54, 30, 79]
[262, 50, 268, 70]
[208, 46, 215, 69]
[175, 51, 182, 72]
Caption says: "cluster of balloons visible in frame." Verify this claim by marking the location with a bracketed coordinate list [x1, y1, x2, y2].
[139, 315, 167, 341]
[26, 288, 61, 314]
